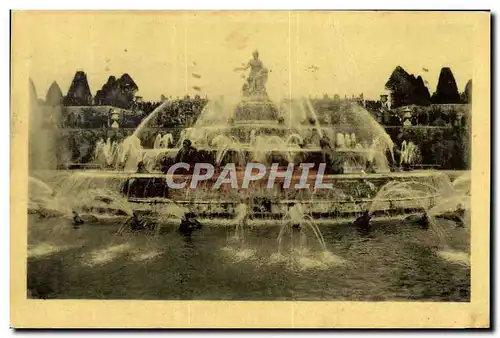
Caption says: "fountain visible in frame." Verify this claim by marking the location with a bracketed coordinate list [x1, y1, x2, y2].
[26, 56, 471, 302]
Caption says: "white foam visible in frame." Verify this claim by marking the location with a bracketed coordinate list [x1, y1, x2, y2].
[85, 243, 132, 266]
[28, 243, 71, 258]
[220, 246, 256, 263]
[297, 256, 325, 270]
[320, 250, 347, 265]
[268, 249, 346, 270]
[132, 250, 162, 262]
[269, 252, 286, 264]
[296, 251, 346, 270]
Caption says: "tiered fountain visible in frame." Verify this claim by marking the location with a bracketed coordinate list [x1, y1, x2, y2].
[32, 54, 455, 226]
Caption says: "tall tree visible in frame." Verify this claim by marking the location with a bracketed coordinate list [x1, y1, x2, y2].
[94, 76, 117, 105]
[64, 71, 93, 106]
[116, 73, 138, 108]
[94, 73, 138, 109]
[385, 66, 412, 108]
[461, 79, 472, 104]
[412, 76, 431, 106]
[385, 66, 431, 108]
[431, 67, 461, 104]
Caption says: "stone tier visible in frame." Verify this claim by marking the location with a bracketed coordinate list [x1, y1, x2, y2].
[233, 99, 282, 123]
[69, 170, 449, 221]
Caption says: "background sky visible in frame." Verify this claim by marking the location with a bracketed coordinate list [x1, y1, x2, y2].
[21, 11, 475, 102]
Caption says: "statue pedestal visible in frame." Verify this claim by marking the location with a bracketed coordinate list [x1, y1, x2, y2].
[233, 95, 281, 123]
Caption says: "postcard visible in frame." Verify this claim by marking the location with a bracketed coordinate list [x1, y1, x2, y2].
[11, 10, 490, 328]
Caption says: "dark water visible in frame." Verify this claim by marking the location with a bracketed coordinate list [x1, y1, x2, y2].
[27, 215, 470, 301]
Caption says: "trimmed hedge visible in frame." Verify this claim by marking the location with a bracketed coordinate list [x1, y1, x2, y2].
[54, 123, 470, 170]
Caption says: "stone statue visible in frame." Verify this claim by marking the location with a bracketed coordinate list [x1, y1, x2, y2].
[234, 50, 268, 98]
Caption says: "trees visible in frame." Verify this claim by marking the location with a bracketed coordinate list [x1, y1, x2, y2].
[63, 71, 93, 106]
[94, 74, 138, 109]
[94, 76, 116, 106]
[385, 66, 430, 108]
[412, 76, 431, 106]
[385, 66, 466, 107]
[461, 79, 472, 104]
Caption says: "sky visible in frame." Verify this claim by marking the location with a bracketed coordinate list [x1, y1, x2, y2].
[20, 11, 476, 102]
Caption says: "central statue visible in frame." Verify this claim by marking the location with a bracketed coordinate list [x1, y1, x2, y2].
[234, 50, 269, 99]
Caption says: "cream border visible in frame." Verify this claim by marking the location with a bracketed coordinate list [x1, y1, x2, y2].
[10, 11, 490, 328]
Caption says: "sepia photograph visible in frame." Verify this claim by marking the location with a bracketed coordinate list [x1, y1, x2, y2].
[10, 10, 490, 328]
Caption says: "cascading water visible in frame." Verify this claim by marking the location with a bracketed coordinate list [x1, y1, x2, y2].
[400, 141, 421, 167]
[28, 176, 56, 212]
[117, 134, 143, 172]
[73, 188, 135, 217]
[28, 173, 137, 222]
[221, 202, 257, 263]
[428, 173, 471, 228]
[285, 133, 304, 146]
[161, 133, 174, 148]
[271, 203, 345, 270]
[232, 202, 249, 242]
[28, 56, 466, 240]
[29, 79, 64, 172]
[369, 175, 469, 266]
[133, 90, 395, 174]
[451, 172, 471, 194]
[153, 134, 163, 149]
[26, 47, 471, 303]
[277, 203, 327, 252]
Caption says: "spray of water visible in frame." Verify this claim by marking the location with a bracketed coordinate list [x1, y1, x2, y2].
[133, 94, 394, 175]
[133, 100, 171, 139]
[232, 203, 249, 241]
[400, 141, 421, 166]
[281, 201, 329, 250]
[369, 175, 469, 266]
[428, 172, 471, 228]
[117, 134, 143, 172]
[73, 188, 134, 216]
[273, 202, 346, 270]
[29, 79, 62, 171]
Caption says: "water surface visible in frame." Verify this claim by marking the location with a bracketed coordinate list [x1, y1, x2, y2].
[27, 215, 469, 301]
